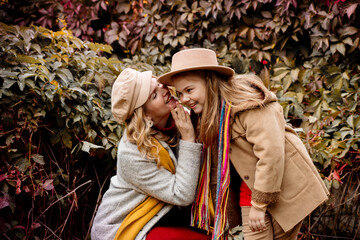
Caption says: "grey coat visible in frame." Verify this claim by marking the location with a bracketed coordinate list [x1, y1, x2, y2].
[91, 133, 202, 240]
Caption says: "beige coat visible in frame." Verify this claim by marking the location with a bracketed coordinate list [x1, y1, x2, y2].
[229, 77, 329, 232]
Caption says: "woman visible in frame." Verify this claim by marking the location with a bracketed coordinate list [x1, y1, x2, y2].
[158, 48, 329, 240]
[91, 68, 210, 240]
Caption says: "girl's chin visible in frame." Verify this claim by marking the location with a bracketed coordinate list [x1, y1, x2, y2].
[192, 107, 203, 114]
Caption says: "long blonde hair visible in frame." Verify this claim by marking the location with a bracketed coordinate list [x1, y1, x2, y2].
[125, 107, 177, 163]
[182, 71, 265, 147]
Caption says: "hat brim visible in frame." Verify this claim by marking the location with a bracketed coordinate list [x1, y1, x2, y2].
[158, 65, 235, 86]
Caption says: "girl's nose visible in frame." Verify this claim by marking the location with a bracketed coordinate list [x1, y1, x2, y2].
[180, 94, 189, 103]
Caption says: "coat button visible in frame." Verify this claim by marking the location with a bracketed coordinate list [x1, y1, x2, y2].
[244, 175, 249, 180]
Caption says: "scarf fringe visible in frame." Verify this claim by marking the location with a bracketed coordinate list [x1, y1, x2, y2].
[191, 100, 232, 240]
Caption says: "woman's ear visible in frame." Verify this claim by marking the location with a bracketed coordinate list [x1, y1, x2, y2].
[145, 117, 153, 127]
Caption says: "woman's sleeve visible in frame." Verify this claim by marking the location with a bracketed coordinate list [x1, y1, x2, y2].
[239, 102, 286, 205]
[119, 140, 202, 206]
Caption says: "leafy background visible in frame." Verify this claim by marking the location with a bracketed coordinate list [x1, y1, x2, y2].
[0, 0, 359, 239]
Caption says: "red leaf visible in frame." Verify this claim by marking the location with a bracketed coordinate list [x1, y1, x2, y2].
[31, 222, 41, 230]
[0, 194, 10, 209]
[0, 174, 7, 182]
[332, 170, 343, 184]
[346, 3, 358, 19]
[42, 179, 54, 191]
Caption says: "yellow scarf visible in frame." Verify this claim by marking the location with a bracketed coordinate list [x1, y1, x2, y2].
[114, 139, 175, 240]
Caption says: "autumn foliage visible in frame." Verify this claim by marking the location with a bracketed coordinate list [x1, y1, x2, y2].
[0, 0, 359, 239]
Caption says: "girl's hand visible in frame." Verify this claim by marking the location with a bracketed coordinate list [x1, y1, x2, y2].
[248, 206, 267, 232]
[171, 102, 195, 142]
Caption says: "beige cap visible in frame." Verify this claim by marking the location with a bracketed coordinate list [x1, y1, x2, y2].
[158, 48, 234, 85]
[111, 68, 152, 124]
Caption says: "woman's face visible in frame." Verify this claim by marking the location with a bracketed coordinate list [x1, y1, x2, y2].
[143, 78, 177, 127]
[172, 72, 207, 114]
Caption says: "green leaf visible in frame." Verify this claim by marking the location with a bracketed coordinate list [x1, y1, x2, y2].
[2, 79, 16, 89]
[16, 55, 42, 64]
[60, 130, 72, 149]
[336, 43, 346, 55]
[18, 73, 36, 81]
[31, 154, 45, 165]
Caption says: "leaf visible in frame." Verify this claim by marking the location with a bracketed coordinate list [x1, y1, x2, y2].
[336, 43, 346, 55]
[346, 3, 358, 18]
[272, 69, 289, 81]
[261, 11, 272, 18]
[0, 193, 11, 210]
[18, 73, 36, 81]
[16, 55, 42, 64]
[81, 141, 104, 153]
[60, 130, 73, 149]
[31, 154, 45, 165]
[339, 26, 358, 36]
[42, 179, 54, 191]
[6, 134, 15, 146]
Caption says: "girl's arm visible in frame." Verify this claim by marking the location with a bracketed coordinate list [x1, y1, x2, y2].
[239, 102, 286, 231]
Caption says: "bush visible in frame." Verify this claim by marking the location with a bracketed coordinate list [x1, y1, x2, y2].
[0, 0, 360, 238]
[0, 23, 122, 239]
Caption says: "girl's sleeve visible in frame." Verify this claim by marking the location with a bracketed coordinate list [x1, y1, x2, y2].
[118, 140, 202, 206]
[239, 102, 286, 205]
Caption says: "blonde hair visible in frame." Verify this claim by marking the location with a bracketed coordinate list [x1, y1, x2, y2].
[175, 70, 264, 147]
[125, 107, 177, 164]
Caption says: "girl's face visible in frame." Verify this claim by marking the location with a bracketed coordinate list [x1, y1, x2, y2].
[143, 78, 177, 127]
[172, 72, 207, 114]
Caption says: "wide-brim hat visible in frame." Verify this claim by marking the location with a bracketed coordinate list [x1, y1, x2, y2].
[111, 68, 152, 124]
[158, 48, 234, 85]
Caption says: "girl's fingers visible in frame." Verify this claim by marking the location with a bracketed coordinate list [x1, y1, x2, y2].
[177, 104, 185, 120]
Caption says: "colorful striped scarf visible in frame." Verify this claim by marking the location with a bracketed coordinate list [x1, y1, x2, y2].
[191, 100, 231, 240]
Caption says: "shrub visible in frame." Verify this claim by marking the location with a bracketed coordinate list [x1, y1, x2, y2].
[0, 23, 122, 239]
[0, 0, 359, 238]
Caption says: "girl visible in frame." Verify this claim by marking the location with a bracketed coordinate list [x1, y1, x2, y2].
[91, 68, 210, 240]
[159, 48, 329, 240]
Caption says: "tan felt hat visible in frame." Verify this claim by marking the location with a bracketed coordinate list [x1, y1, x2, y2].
[111, 68, 152, 124]
[158, 48, 234, 85]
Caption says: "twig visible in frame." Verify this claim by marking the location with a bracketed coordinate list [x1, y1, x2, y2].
[354, 221, 360, 240]
[84, 173, 110, 240]
[311, 233, 354, 239]
[310, 190, 360, 232]
[332, 176, 350, 235]
[35, 180, 91, 223]
[58, 193, 76, 237]
[40, 221, 62, 240]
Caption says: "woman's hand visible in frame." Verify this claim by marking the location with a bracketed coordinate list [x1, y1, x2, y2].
[171, 102, 195, 142]
[248, 206, 267, 232]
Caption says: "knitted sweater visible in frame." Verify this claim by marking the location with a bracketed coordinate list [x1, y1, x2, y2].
[91, 133, 202, 240]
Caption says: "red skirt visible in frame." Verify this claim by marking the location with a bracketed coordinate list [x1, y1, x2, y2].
[146, 226, 211, 240]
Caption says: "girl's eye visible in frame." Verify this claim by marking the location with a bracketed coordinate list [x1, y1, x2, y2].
[152, 92, 157, 99]
[186, 88, 192, 93]
[177, 91, 183, 97]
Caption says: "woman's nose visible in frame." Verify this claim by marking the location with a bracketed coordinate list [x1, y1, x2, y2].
[159, 84, 168, 95]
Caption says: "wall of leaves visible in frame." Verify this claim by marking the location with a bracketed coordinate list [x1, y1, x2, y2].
[0, 0, 359, 239]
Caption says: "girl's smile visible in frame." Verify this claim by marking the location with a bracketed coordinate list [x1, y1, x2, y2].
[172, 72, 207, 114]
